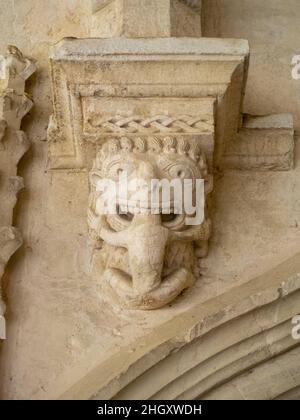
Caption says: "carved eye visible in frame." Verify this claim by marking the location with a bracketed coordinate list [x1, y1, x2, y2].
[177, 169, 186, 178]
[109, 165, 127, 179]
[163, 163, 193, 180]
[105, 160, 132, 180]
[161, 213, 186, 230]
[161, 213, 178, 223]
[117, 205, 134, 223]
[119, 213, 134, 222]
[106, 206, 134, 232]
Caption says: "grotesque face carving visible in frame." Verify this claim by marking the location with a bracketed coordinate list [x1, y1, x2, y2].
[88, 136, 212, 310]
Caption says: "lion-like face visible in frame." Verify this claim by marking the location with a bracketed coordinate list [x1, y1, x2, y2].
[88, 137, 212, 310]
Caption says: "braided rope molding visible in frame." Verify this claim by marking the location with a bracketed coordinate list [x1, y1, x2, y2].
[86, 115, 213, 135]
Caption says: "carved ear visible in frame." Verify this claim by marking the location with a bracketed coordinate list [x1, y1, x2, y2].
[90, 170, 102, 188]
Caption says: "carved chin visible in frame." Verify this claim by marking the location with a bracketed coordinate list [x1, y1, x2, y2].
[102, 267, 195, 310]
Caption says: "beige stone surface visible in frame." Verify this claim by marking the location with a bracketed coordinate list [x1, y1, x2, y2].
[90, 0, 202, 38]
[0, 0, 299, 401]
[48, 37, 249, 169]
[201, 347, 300, 400]
[0, 135, 299, 398]
[31, 249, 300, 399]
[203, 0, 300, 133]
[223, 113, 295, 171]
[88, 137, 211, 309]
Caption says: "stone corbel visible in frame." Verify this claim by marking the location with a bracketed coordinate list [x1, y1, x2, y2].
[0, 46, 36, 339]
[48, 36, 249, 309]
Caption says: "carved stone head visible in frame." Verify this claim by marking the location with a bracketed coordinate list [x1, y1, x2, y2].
[88, 136, 212, 310]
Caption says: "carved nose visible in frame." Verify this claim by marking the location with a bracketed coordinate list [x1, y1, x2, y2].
[127, 214, 169, 294]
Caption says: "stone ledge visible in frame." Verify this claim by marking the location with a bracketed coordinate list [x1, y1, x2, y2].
[223, 114, 295, 171]
[49, 37, 249, 170]
[243, 113, 293, 130]
[52, 37, 249, 59]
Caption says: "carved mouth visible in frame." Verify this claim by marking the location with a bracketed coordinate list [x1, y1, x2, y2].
[102, 266, 195, 310]
[107, 266, 177, 284]
[117, 198, 182, 213]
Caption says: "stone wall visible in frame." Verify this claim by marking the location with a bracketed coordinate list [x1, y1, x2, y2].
[203, 0, 300, 133]
[0, 0, 300, 400]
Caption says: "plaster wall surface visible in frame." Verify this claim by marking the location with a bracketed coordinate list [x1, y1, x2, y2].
[203, 0, 300, 133]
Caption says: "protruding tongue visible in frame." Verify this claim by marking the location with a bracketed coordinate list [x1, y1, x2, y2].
[127, 214, 169, 294]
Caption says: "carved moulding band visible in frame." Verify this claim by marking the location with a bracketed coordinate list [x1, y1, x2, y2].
[180, 0, 202, 12]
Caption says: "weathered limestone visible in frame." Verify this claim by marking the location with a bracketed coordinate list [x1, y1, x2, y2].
[48, 36, 249, 308]
[0, 46, 36, 338]
[223, 114, 295, 171]
[31, 250, 300, 400]
[47, 1, 295, 314]
[201, 347, 300, 400]
[48, 37, 249, 171]
[89, 0, 202, 38]
[0, 0, 298, 401]
[88, 136, 212, 309]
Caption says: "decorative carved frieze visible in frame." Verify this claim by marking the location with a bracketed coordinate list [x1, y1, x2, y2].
[92, 0, 202, 13]
[89, 0, 202, 38]
[0, 46, 36, 338]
